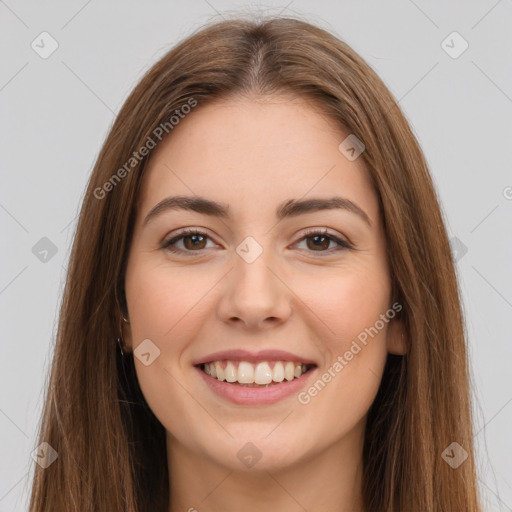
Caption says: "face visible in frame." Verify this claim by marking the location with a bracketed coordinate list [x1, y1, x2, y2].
[122, 94, 406, 473]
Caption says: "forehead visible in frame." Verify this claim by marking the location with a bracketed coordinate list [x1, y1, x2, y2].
[137, 95, 379, 227]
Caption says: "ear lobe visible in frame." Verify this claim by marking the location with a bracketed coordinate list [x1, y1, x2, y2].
[387, 319, 408, 355]
[121, 316, 133, 352]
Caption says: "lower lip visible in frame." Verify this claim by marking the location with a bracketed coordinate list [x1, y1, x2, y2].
[195, 365, 317, 405]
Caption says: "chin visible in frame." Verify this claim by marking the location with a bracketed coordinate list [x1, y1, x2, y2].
[199, 430, 311, 473]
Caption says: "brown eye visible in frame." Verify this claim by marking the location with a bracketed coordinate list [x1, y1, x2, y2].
[162, 229, 214, 254]
[305, 234, 332, 251]
[182, 233, 207, 250]
[295, 229, 352, 255]
[162, 228, 351, 256]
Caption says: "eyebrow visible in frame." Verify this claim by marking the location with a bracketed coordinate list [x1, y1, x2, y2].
[142, 195, 372, 227]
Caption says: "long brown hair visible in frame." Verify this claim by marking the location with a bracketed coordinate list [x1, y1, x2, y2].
[28, 14, 482, 512]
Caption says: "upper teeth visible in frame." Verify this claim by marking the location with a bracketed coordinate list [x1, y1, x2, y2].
[203, 360, 309, 385]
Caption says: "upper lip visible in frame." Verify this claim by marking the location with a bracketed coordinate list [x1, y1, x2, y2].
[192, 349, 318, 366]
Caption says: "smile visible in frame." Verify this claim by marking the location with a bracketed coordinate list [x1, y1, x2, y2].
[194, 360, 317, 405]
[200, 360, 314, 386]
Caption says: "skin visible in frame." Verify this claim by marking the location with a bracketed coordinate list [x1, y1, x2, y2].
[122, 93, 407, 512]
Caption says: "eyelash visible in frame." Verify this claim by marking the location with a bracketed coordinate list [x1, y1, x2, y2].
[161, 228, 352, 256]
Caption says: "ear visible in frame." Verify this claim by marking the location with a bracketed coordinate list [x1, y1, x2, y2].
[386, 318, 407, 355]
[121, 314, 133, 353]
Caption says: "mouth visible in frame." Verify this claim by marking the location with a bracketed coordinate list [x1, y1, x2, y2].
[195, 360, 317, 388]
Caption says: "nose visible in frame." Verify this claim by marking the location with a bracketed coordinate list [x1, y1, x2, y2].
[216, 244, 293, 331]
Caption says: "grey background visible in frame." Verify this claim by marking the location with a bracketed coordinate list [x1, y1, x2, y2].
[1, 0, 511, 510]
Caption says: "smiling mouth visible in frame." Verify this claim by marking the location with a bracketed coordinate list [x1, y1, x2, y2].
[197, 360, 316, 387]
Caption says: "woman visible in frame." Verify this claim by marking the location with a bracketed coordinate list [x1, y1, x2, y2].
[29, 15, 482, 512]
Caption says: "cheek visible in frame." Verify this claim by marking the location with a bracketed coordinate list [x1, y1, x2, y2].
[126, 259, 211, 341]
[123, 260, 211, 434]
[295, 261, 391, 353]
[294, 262, 391, 401]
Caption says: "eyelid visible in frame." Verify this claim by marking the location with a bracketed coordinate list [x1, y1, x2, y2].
[298, 227, 351, 244]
